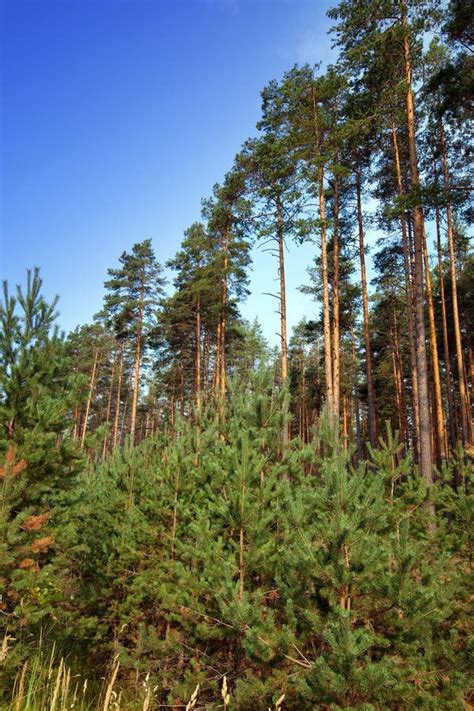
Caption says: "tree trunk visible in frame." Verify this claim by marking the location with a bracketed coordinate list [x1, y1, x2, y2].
[320, 165, 334, 420]
[349, 320, 363, 460]
[194, 297, 202, 466]
[195, 297, 202, 414]
[423, 226, 446, 463]
[392, 310, 408, 445]
[355, 168, 376, 447]
[277, 198, 289, 450]
[80, 348, 100, 449]
[179, 365, 185, 417]
[331, 168, 340, 422]
[112, 343, 124, 449]
[434, 191, 456, 454]
[300, 348, 307, 442]
[130, 286, 144, 446]
[391, 125, 420, 459]
[120, 395, 129, 445]
[216, 232, 229, 417]
[102, 354, 117, 460]
[400, 0, 433, 487]
[203, 329, 210, 405]
[440, 121, 472, 445]
[73, 407, 81, 441]
[311, 85, 334, 420]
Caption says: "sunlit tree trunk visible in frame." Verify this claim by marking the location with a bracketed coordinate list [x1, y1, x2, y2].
[195, 296, 202, 414]
[423, 226, 446, 463]
[112, 342, 124, 449]
[202, 329, 210, 406]
[194, 296, 202, 465]
[434, 198, 456, 454]
[120, 394, 129, 445]
[319, 165, 334, 420]
[400, 0, 433, 486]
[311, 86, 334, 420]
[216, 232, 229, 417]
[331, 169, 340, 422]
[440, 121, 472, 445]
[80, 348, 100, 450]
[391, 125, 420, 462]
[277, 198, 289, 450]
[130, 284, 144, 446]
[102, 354, 116, 460]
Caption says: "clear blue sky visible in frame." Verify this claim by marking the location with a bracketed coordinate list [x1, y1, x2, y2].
[1, 0, 340, 344]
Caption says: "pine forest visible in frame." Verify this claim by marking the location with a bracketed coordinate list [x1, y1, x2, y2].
[1, 0, 473, 708]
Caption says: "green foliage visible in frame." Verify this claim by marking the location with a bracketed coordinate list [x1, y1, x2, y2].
[0, 271, 83, 685]
[4, 378, 467, 709]
[0, 273, 472, 707]
[2, 1, 473, 708]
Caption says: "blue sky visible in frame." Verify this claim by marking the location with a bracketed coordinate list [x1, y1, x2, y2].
[1, 0, 341, 344]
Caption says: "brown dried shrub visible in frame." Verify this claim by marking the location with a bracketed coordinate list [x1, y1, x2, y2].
[21, 512, 50, 531]
[0, 446, 27, 480]
[18, 558, 36, 569]
[31, 536, 55, 554]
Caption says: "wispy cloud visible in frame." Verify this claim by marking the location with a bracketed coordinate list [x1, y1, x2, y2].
[277, 1, 336, 68]
[295, 26, 333, 65]
[203, 0, 239, 16]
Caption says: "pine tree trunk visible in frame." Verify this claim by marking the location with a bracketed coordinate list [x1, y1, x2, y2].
[180, 365, 185, 417]
[102, 354, 117, 460]
[130, 287, 144, 446]
[391, 124, 421, 465]
[311, 85, 334, 420]
[423, 226, 446, 462]
[170, 394, 176, 429]
[216, 232, 229, 416]
[349, 321, 363, 460]
[80, 348, 100, 449]
[73, 407, 81, 440]
[299, 349, 307, 441]
[435, 198, 456, 454]
[195, 296, 201, 414]
[120, 395, 129, 445]
[319, 165, 334, 419]
[392, 311, 408, 445]
[355, 169, 376, 447]
[392, 345, 403, 437]
[400, 0, 433, 487]
[440, 121, 472, 445]
[213, 322, 221, 396]
[277, 198, 289, 450]
[194, 297, 202, 466]
[331, 169, 340, 422]
[112, 343, 124, 449]
[203, 329, 210, 405]
[464, 311, 473, 403]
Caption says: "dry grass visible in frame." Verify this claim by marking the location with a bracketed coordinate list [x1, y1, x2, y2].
[2, 635, 153, 711]
[2, 634, 286, 710]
